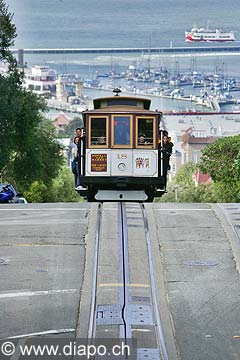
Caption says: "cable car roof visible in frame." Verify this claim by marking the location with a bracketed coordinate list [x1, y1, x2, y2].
[93, 96, 151, 110]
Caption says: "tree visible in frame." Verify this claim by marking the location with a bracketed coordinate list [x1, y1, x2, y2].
[158, 163, 217, 203]
[0, 0, 63, 192]
[158, 163, 198, 202]
[25, 166, 82, 202]
[0, 0, 17, 65]
[63, 116, 84, 138]
[200, 135, 240, 182]
[9, 120, 64, 188]
[50, 166, 82, 202]
[200, 135, 240, 202]
[0, 0, 22, 174]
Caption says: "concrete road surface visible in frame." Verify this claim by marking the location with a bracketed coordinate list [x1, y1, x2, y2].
[0, 203, 89, 340]
[0, 202, 239, 360]
[151, 203, 240, 360]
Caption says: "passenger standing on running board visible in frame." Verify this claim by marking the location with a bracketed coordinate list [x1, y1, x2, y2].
[158, 132, 173, 187]
[75, 127, 86, 190]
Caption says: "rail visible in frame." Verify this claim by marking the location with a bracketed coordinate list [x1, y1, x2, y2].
[119, 203, 131, 341]
[141, 204, 168, 360]
[88, 203, 102, 339]
[87, 202, 169, 359]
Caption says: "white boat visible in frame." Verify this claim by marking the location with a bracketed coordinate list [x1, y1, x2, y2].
[185, 27, 236, 42]
[24, 65, 57, 96]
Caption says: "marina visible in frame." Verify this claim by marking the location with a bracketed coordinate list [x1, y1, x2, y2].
[20, 59, 240, 114]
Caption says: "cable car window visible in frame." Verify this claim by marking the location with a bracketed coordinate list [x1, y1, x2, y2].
[112, 115, 132, 147]
[89, 116, 108, 147]
[137, 117, 155, 148]
[107, 99, 138, 107]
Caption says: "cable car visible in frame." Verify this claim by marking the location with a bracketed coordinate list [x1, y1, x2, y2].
[76, 89, 166, 202]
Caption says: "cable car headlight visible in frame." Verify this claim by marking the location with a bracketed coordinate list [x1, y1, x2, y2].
[118, 163, 126, 171]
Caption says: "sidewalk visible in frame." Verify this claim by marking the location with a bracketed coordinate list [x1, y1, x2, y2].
[152, 203, 240, 360]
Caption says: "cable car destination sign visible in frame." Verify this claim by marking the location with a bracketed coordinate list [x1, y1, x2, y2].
[91, 154, 107, 172]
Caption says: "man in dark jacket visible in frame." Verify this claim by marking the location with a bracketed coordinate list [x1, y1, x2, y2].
[74, 127, 86, 190]
[158, 134, 174, 186]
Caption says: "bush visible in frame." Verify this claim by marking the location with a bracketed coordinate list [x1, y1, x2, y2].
[24, 167, 84, 203]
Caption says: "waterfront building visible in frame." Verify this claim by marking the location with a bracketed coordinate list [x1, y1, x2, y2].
[181, 128, 221, 164]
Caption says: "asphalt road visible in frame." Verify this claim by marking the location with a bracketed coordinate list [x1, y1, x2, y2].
[0, 202, 239, 360]
[151, 203, 240, 360]
[0, 203, 90, 340]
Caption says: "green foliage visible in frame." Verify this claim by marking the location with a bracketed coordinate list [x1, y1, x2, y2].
[24, 181, 48, 203]
[10, 120, 64, 188]
[0, 75, 64, 188]
[157, 163, 217, 203]
[158, 163, 199, 203]
[0, 71, 23, 171]
[159, 135, 240, 203]
[51, 166, 82, 202]
[199, 135, 240, 202]
[212, 181, 240, 203]
[200, 135, 240, 182]
[62, 116, 84, 138]
[0, 0, 17, 64]
[0, 0, 64, 199]
[173, 163, 197, 185]
[24, 166, 83, 203]
[194, 183, 216, 202]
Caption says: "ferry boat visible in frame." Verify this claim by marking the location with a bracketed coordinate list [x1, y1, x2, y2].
[24, 65, 57, 96]
[185, 27, 236, 42]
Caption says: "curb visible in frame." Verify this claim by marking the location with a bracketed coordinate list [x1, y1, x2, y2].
[145, 203, 180, 360]
[212, 203, 240, 275]
[76, 203, 99, 338]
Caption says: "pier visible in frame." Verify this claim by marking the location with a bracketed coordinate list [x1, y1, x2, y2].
[12, 45, 240, 56]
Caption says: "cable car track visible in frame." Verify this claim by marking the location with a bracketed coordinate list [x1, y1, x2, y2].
[88, 202, 102, 339]
[87, 202, 169, 359]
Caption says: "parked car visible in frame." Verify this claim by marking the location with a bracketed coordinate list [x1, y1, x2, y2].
[18, 197, 28, 204]
[0, 184, 24, 204]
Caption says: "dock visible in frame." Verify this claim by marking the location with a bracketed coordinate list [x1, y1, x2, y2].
[12, 45, 240, 56]
[82, 85, 221, 111]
